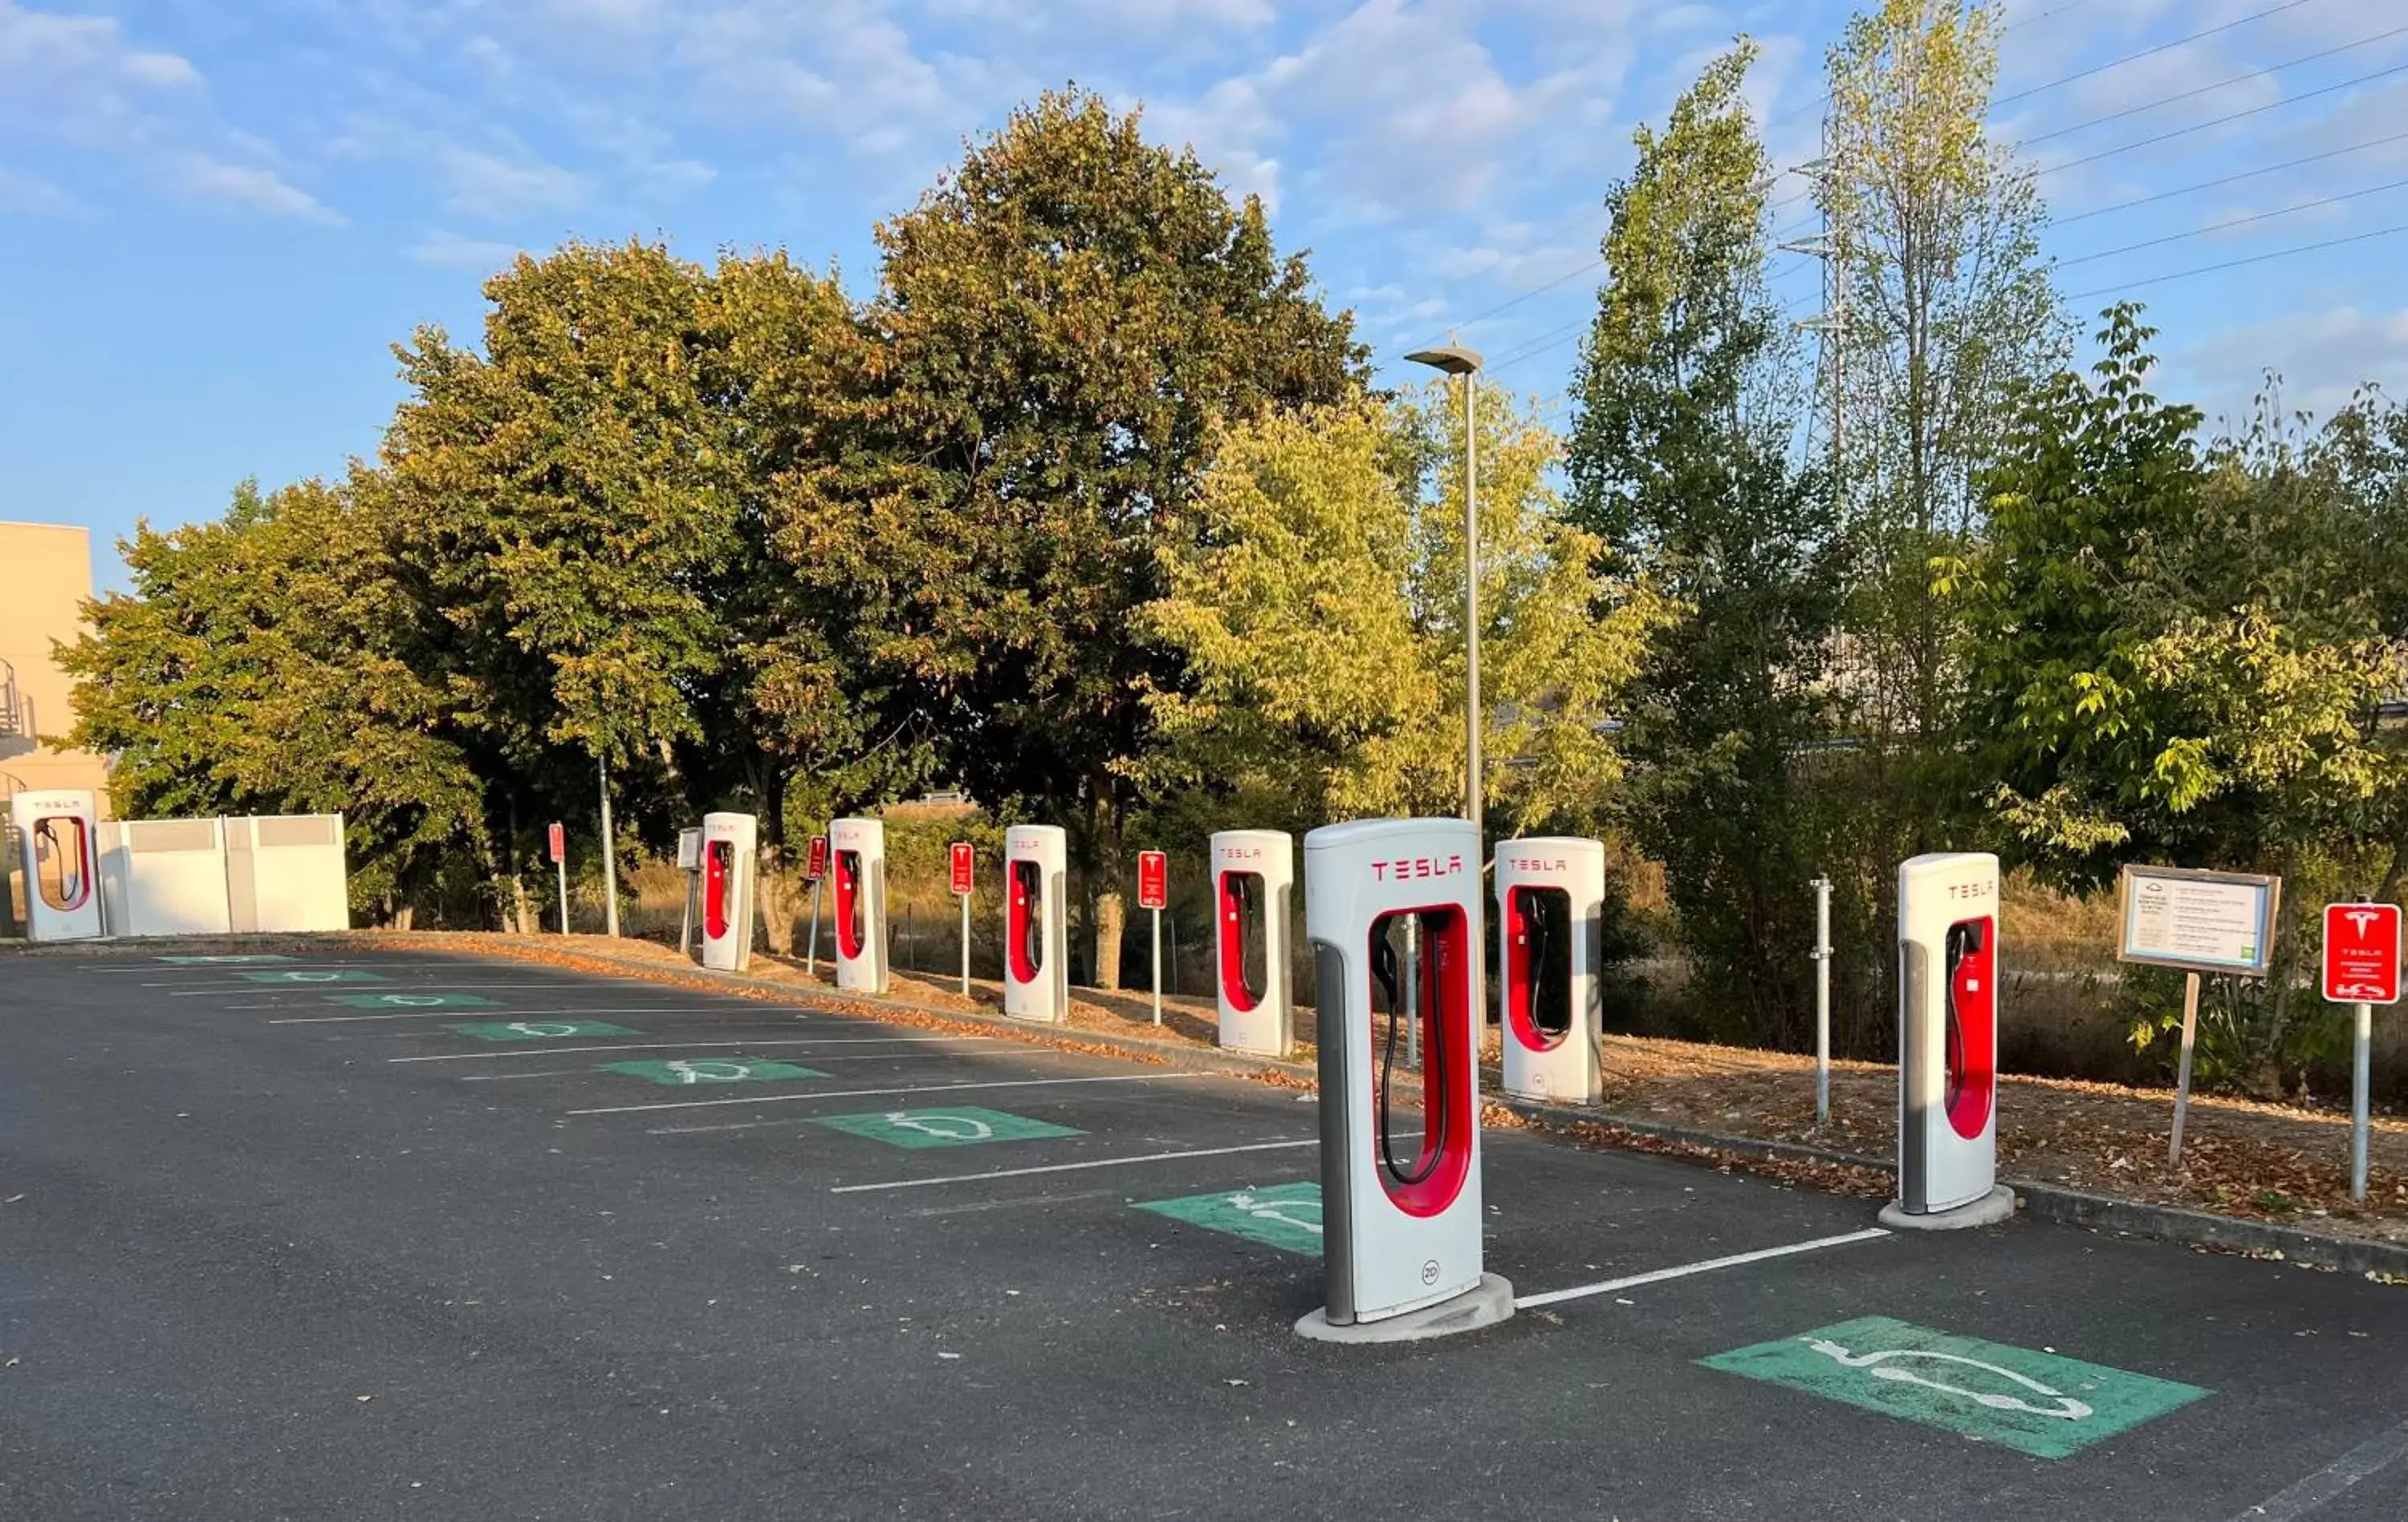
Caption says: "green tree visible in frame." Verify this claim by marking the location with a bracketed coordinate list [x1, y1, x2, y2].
[1822, 0, 2063, 743]
[1944, 307, 2408, 1092]
[1563, 43, 1849, 1049]
[56, 478, 485, 922]
[780, 87, 1365, 985]
[1141, 388, 1666, 835]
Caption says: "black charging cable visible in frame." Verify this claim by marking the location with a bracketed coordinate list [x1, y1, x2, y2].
[1374, 920, 1447, 1186]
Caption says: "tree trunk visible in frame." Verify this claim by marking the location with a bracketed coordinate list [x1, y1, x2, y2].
[505, 795, 531, 935]
[393, 904, 415, 931]
[1088, 784, 1126, 990]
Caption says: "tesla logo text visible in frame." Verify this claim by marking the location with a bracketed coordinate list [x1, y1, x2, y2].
[1372, 855, 1464, 882]
[1945, 881, 1995, 901]
[1503, 856, 1568, 873]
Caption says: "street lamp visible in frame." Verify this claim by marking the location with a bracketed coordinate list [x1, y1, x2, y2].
[1404, 343, 1484, 844]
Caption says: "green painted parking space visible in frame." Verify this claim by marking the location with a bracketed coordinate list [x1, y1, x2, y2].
[600, 1057, 827, 1087]
[154, 954, 295, 964]
[1698, 1315, 2210, 1459]
[810, 1106, 1083, 1150]
[236, 970, 389, 984]
[445, 1019, 639, 1042]
[324, 992, 501, 1010]
[1134, 1182, 1323, 1255]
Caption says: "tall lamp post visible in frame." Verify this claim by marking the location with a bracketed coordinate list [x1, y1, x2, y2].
[1404, 344, 1484, 843]
[1406, 343, 1485, 1033]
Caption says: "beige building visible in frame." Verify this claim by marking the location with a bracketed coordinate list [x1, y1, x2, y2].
[2, 521, 111, 808]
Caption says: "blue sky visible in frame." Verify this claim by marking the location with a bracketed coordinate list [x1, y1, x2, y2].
[7, 0, 2408, 592]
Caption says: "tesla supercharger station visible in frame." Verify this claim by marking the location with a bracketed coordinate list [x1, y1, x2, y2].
[13, 789, 104, 942]
[698, 812, 758, 973]
[1296, 817, 1513, 1343]
[1495, 836, 1605, 1104]
[1212, 828, 1295, 1056]
[830, 817, 890, 995]
[1003, 824, 1068, 1023]
[1882, 851, 2014, 1229]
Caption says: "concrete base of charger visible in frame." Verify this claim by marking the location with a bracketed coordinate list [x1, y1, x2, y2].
[1294, 1275, 1517, 1345]
[1880, 1184, 2016, 1231]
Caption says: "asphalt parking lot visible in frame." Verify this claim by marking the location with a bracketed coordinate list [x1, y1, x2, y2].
[5, 945, 2408, 1520]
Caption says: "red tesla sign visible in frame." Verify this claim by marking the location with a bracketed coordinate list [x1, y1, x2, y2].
[2324, 902, 2402, 1005]
[949, 841, 974, 896]
[547, 822, 564, 865]
[803, 835, 829, 883]
[1137, 851, 1169, 911]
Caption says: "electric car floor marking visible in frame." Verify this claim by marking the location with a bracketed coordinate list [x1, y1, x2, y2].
[2230, 1421, 2408, 1522]
[1513, 1227, 1893, 1309]
[812, 1106, 1082, 1150]
[581, 1068, 1228, 1118]
[1137, 1182, 1325, 1255]
[600, 1057, 828, 1086]
[322, 992, 502, 1009]
[388, 1036, 995, 1063]
[173, 981, 592, 996]
[828, 1137, 1319, 1191]
[449, 1019, 641, 1041]
[1700, 1315, 2210, 1459]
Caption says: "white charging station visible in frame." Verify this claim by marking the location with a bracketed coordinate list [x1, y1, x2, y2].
[13, 789, 104, 942]
[1882, 851, 2012, 1229]
[1212, 828, 1294, 1056]
[1004, 824, 1068, 1023]
[830, 816, 889, 995]
[1296, 817, 1512, 1343]
[698, 812, 758, 973]
[1495, 836, 1605, 1104]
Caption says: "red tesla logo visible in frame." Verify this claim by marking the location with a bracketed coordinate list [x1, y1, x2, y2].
[2324, 902, 2402, 1006]
[1371, 855, 1465, 883]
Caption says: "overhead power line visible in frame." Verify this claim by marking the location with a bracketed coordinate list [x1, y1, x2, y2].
[2065, 218, 2408, 299]
[1991, 0, 2316, 109]
[2017, 21, 2408, 148]
[2056, 174, 2408, 267]
[2036, 56, 2408, 179]
[2049, 127, 2408, 226]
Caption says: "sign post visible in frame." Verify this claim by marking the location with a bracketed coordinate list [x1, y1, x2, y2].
[949, 841, 974, 998]
[2322, 901, 2402, 1204]
[547, 822, 567, 937]
[803, 833, 830, 979]
[2117, 865, 2282, 1166]
[1811, 874, 1832, 1125]
[1138, 850, 1169, 1025]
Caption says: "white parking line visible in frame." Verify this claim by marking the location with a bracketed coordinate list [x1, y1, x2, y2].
[464, 1052, 962, 1081]
[614, 1070, 1226, 1125]
[268, 1006, 821, 1025]
[1513, 1228, 1893, 1310]
[390, 1037, 990, 1062]
[829, 1137, 1320, 1194]
[2231, 1421, 2408, 1520]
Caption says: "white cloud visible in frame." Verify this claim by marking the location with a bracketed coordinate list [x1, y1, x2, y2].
[156, 150, 344, 224]
[410, 230, 527, 268]
[437, 145, 590, 219]
[0, 0, 200, 149]
[2181, 303, 2408, 421]
[0, 161, 89, 217]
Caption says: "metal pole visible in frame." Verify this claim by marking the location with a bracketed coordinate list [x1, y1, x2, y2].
[2353, 999, 2373, 1204]
[598, 755, 620, 938]
[959, 892, 971, 998]
[557, 853, 569, 938]
[1461, 368, 1486, 1044]
[1813, 875, 1832, 1125]
[2169, 971, 2202, 1166]
[905, 901, 915, 972]
[1167, 917, 1178, 998]
[805, 877, 823, 978]
[1152, 906, 1163, 1025]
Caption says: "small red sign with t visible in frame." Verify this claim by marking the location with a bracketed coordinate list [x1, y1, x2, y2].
[803, 835, 829, 883]
[949, 841, 974, 896]
[1137, 851, 1169, 911]
[547, 822, 565, 865]
[2324, 903, 2402, 1005]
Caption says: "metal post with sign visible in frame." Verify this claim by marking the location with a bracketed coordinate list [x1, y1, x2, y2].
[1138, 850, 1169, 1025]
[950, 841, 974, 998]
[2116, 865, 2282, 1166]
[1812, 874, 1833, 1125]
[803, 833, 830, 979]
[2322, 901, 2402, 1204]
[548, 822, 567, 937]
